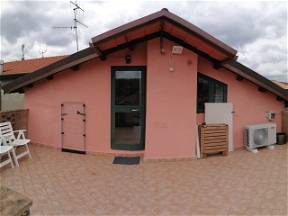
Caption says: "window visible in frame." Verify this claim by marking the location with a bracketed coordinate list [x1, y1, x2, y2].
[197, 73, 227, 113]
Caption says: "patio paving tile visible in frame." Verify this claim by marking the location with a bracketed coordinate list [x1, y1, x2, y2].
[0, 144, 287, 215]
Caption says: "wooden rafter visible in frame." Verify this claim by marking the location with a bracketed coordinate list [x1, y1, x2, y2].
[89, 43, 106, 60]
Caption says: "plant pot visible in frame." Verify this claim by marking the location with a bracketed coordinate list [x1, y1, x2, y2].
[276, 133, 287, 145]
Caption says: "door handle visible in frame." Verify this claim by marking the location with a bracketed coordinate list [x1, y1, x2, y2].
[76, 111, 85, 116]
[131, 109, 139, 112]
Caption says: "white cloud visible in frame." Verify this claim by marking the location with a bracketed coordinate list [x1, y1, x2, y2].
[238, 35, 287, 81]
[0, 0, 287, 81]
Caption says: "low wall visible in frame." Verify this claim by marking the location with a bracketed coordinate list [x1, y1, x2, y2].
[0, 109, 29, 135]
[1, 90, 25, 111]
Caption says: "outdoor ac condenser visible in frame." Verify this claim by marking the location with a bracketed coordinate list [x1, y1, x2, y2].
[244, 123, 276, 152]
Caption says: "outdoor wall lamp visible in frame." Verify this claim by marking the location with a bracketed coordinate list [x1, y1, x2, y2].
[172, 45, 183, 55]
[168, 45, 184, 72]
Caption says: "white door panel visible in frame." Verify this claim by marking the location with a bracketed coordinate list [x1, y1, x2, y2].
[205, 103, 233, 151]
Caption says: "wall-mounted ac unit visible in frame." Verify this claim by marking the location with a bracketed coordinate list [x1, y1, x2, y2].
[244, 123, 276, 152]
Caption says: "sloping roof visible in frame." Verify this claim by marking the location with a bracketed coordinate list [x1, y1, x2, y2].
[223, 61, 288, 99]
[1, 9, 237, 93]
[2, 48, 97, 91]
[2, 56, 67, 76]
[1, 8, 287, 101]
[91, 8, 237, 61]
[272, 80, 288, 89]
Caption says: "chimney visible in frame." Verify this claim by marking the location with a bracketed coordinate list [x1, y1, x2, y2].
[21, 44, 25, 60]
[0, 60, 4, 75]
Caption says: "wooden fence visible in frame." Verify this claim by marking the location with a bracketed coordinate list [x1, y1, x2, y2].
[0, 109, 29, 134]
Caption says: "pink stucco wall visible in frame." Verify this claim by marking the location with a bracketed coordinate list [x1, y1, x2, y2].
[144, 39, 198, 159]
[196, 57, 283, 149]
[25, 39, 284, 159]
[25, 43, 147, 155]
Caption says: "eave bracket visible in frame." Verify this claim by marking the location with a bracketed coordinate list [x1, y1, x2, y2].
[89, 43, 106, 60]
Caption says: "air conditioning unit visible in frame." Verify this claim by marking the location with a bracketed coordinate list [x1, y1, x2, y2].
[244, 123, 276, 152]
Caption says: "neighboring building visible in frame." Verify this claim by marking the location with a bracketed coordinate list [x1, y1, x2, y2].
[0, 56, 66, 111]
[272, 80, 288, 89]
[2, 9, 288, 159]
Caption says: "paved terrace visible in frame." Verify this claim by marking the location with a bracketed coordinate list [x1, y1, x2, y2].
[1, 144, 287, 215]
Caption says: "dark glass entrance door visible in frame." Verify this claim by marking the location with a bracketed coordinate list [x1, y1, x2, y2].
[111, 66, 146, 150]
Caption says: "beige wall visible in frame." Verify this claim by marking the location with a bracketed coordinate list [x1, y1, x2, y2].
[1, 89, 24, 111]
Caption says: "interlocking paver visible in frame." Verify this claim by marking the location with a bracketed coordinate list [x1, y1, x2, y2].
[0, 144, 287, 215]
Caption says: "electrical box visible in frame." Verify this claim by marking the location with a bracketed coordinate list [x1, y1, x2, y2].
[266, 112, 276, 121]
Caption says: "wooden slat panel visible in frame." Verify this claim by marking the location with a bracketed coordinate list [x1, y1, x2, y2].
[203, 142, 227, 147]
[203, 133, 227, 139]
[203, 129, 227, 134]
[204, 145, 226, 150]
[199, 124, 228, 158]
[202, 128, 227, 132]
[204, 149, 226, 153]
[203, 136, 227, 142]
[203, 136, 227, 140]
[201, 126, 227, 129]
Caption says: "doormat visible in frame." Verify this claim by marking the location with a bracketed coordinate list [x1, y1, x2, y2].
[113, 156, 140, 165]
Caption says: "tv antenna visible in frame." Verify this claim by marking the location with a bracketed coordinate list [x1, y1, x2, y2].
[39, 47, 47, 58]
[53, 1, 88, 51]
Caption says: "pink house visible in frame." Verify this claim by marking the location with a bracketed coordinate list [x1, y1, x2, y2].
[3, 9, 287, 160]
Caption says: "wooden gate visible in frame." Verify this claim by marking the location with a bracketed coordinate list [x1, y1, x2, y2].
[61, 102, 86, 154]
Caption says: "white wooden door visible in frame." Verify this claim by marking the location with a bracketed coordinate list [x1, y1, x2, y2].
[61, 102, 86, 153]
[205, 103, 234, 151]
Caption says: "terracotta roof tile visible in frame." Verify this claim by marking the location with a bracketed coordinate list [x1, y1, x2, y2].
[272, 80, 288, 89]
[2, 56, 67, 76]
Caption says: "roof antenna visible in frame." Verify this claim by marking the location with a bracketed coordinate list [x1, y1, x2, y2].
[39, 47, 47, 58]
[52, 1, 88, 52]
[21, 44, 25, 61]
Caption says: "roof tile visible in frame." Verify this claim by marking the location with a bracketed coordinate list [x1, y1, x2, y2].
[2, 56, 67, 75]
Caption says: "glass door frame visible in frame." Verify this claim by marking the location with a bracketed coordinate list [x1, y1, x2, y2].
[111, 66, 146, 150]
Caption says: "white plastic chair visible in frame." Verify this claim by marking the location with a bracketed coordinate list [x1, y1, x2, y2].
[0, 122, 31, 167]
[0, 137, 14, 168]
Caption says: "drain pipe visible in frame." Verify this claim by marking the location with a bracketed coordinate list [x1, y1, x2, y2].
[0, 60, 3, 75]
